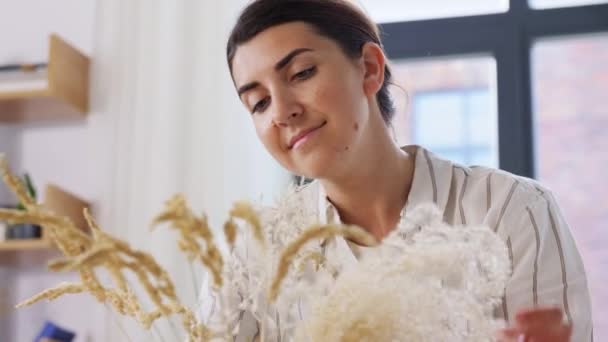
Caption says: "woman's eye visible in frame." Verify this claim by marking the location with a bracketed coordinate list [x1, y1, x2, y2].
[252, 97, 270, 114]
[292, 66, 316, 81]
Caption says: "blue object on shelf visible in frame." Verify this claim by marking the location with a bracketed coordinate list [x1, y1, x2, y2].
[35, 321, 75, 342]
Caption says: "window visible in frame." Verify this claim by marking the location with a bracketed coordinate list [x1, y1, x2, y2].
[357, 0, 508, 23]
[413, 89, 496, 167]
[390, 56, 498, 168]
[382, 2, 608, 338]
[532, 32, 608, 339]
[529, 0, 608, 9]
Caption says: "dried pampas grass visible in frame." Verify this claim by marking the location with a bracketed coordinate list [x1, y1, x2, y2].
[292, 204, 510, 342]
[269, 223, 377, 302]
[151, 194, 225, 289]
[0, 155, 213, 341]
[1, 152, 510, 341]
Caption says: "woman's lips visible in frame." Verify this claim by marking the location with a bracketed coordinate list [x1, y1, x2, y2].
[289, 122, 326, 150]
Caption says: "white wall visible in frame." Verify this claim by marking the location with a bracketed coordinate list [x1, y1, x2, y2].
[2, 1, 290, 341]
[0, 126, 21, 205]
[96, 2, 289, 338]
[0, 0, 95, 64]
[1, 1, 104, 341]
[0, 0, 98, 205]
[4, 117, 117, 342]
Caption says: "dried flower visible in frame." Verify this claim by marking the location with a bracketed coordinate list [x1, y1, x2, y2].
[2, 152, 510, 341]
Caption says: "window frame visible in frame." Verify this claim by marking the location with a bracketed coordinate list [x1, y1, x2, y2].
[380, 0, 608, 177]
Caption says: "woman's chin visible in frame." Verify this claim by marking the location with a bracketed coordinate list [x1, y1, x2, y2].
[290, 155, 336, 180]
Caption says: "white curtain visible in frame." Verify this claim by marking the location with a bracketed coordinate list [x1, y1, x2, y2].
[92, 1, 290, 340]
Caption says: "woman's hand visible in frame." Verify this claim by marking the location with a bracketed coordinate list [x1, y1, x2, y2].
[496, 307, 572, 342]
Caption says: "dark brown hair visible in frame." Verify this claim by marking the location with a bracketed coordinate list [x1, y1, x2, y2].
[226, 0, 396, 124]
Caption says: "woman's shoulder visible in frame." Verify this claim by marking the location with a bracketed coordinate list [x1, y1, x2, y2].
[411, 146, 554, 208]
[465, 163, 552, 204]
[448, 161, 560, 231]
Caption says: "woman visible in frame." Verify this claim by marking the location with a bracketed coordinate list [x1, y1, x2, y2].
[199, 0, 592, 340]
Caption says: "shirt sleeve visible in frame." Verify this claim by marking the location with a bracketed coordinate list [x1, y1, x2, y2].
[504, 191, 593, 341]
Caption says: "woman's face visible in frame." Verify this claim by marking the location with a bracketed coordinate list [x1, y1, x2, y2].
[231, 22, 384, 179]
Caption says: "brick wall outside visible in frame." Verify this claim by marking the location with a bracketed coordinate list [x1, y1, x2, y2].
[534, 33, 608, 339]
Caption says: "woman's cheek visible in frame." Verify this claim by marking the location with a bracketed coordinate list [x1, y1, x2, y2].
[312, 79, 340, 110]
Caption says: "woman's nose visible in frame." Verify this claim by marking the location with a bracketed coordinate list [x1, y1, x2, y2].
[271, 91, 303, 127]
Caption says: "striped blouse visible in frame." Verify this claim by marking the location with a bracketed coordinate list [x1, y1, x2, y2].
[198, 145, 592, 341]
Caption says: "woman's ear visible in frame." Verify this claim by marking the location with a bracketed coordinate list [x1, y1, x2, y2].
[361, 42, 386, 97]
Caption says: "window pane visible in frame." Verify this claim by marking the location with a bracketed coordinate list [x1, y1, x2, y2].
[532, 32, 608, 340]
[390, 56, 499, 168]
[529, 0, 608, 9]
[356, 0, 509, 23]
[414, 93, 466, 146]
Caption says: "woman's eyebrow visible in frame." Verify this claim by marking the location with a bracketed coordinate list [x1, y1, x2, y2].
[274, 48, 314, 71]
[238, 82, 259, 98]
[238, 48, 315, 98]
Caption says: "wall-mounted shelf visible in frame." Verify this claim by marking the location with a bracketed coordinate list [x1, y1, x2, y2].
[0, 183, 89, 253]
[0, 34, 89, 123]
[0, 219, 53, 254]
[0, 239, 52, 252]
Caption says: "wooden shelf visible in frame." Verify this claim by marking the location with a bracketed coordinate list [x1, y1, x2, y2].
[0, 184, 89, 253]
[0, 34, 90, 123]
[44, 183, 91, 232]
[0, 239, 52, 251]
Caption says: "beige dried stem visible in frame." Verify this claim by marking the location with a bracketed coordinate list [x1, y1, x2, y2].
[0, 154, 91, 256]
[268, 223, 378, 302]
[0, 155, 213, 341]
[151, 194, 225, 289]
[226, 201, 266, 249]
